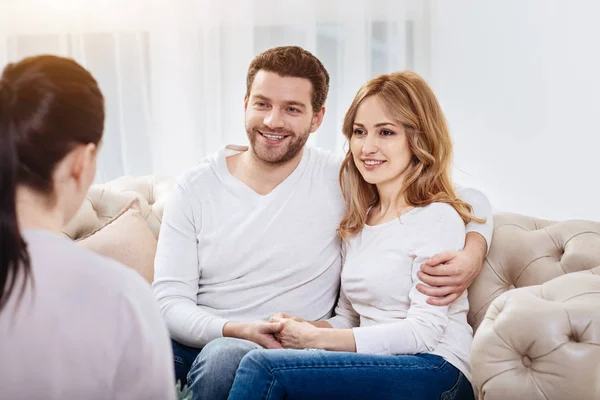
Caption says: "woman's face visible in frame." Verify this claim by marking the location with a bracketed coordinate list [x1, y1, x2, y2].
[350, 95, 413, 189]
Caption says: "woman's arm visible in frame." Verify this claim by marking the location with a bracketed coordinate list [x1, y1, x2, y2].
[351, 204, 466, 355]
[277, 320, 358, 352]
[417, 187, 493, 306]
[309, 327, 357, 351]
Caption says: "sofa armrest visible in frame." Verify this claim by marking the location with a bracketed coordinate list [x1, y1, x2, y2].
[471, 267, 600, 400]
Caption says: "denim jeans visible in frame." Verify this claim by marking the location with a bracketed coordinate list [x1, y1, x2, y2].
[172, 338, 261, 400]
[228, 349, 474, 400]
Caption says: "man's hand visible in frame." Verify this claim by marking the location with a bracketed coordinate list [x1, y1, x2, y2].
[269, 312, 304, 323]
[417, 232, 487, 306]
[222, 321, 284, 349]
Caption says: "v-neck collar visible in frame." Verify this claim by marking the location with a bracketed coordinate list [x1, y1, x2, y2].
[215, 144, 310, 202]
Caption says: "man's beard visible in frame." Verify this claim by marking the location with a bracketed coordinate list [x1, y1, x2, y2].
[246, 124, 312, 165]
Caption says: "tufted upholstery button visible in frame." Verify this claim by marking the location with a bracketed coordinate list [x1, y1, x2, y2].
[472, 266, 600, 399]
[571, 332, 580, 343]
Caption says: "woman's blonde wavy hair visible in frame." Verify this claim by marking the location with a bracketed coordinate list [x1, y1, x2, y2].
[338, 71, 485, 243]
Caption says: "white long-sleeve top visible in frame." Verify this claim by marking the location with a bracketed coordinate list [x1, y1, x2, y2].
[0, 230, 175, 400]
[327, 202, 475, 381]
[153, 145, 346, 347]
[153, 144, 494, 350]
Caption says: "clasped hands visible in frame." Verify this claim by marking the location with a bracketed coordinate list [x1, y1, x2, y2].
[265, 312, 318, 349]
[222, 315, 318, 350]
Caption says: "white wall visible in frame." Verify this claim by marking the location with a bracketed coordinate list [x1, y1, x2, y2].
[429, 0, 600, 221]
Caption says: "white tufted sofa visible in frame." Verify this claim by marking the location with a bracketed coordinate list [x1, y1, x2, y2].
[64, 176, 600, 400]
[468, 213, 600, 399]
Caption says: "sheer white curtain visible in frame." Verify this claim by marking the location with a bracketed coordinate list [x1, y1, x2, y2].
[0, 0, 430, 182]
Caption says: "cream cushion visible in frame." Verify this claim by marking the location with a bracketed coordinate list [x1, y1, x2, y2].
[63, 176, 175, 240]
[75, 199, 157, 284]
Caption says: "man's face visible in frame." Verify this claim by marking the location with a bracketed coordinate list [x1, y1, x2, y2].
[244, 70, 324, 165]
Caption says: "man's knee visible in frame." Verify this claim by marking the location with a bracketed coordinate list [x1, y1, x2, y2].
[190, 337, 261, 375]
[187, 338, 262, 399]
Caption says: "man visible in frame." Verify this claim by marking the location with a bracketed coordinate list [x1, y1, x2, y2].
[153, 46, 492, 400]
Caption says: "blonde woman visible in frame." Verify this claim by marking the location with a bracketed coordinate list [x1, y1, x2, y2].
[227, 72, 482, 400]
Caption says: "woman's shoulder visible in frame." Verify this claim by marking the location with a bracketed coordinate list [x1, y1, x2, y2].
[414, 202, 462, 223]
[409, 202, 466, 238]
[20, 231, 165, 355]
[408, 203, 466, 251]
[24, 230, 152, 296]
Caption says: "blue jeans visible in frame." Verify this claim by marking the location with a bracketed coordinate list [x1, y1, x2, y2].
[172, 338, 261, 400]
[228, 350, 474, 400]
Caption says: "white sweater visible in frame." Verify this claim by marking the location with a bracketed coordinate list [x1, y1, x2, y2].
[153, 144, 494, 348]
[153, 145, 346, 347]
[0, 230, 175, 400]
[327, 203, 474, 380]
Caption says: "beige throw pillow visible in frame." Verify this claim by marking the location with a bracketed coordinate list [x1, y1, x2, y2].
[77, 199, 157, 284]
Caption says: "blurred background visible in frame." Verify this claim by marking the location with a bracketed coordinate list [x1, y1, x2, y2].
[1, 0, 598, 221]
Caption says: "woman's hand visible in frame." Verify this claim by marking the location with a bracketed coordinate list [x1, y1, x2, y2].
[277, 319, 319, 349]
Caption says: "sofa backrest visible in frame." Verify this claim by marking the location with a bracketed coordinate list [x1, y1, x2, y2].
[468, 212, 600, 332]
[63, 175, 175, 240]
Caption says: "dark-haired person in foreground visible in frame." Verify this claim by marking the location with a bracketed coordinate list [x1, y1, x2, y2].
[0, 55, 175, 399]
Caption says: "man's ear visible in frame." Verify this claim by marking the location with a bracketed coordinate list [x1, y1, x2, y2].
[310, 106, 326, 133]
[244, 95, 249, 111]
